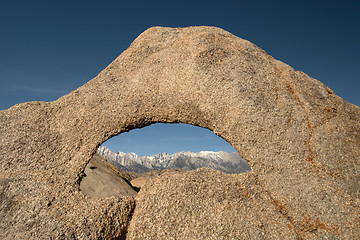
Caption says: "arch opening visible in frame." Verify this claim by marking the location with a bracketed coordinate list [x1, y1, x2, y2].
[80, 123, 251, 198]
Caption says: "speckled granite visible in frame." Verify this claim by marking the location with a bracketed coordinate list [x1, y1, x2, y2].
[1, 26, 359, 239]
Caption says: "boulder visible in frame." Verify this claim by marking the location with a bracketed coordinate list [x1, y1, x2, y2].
[80, 154, 137, 199]
[0, 26, 359, 239]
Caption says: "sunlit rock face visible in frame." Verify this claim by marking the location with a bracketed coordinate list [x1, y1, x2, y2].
[0, 26, 359, 239]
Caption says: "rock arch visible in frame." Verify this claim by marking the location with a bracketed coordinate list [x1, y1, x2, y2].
[0, 26, 359, 239]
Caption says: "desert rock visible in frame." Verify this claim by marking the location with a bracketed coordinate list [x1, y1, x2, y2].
[0, 26, 359, 239]
[80, 154, 137, 199]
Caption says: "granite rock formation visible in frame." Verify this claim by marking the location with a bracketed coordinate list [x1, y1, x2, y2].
[80, 154, 137, 199]
[0, 26, 359, 239]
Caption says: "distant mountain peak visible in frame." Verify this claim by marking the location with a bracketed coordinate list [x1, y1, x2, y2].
[97, 146, 251, 174]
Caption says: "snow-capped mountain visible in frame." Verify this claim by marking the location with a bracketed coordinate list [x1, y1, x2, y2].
[96, 146, 251, 173]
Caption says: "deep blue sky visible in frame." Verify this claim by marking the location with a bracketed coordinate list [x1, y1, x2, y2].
[1, 0, 359, 155]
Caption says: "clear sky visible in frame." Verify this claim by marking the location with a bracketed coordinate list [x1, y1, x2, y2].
[1, 0, 359, 155]
[103, 123, 237, 157]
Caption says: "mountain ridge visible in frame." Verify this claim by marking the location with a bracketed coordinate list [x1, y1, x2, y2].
[97, 145, 251, 174]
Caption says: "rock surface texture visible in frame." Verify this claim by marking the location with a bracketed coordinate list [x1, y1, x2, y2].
[0, 26, 359, 239]
[80, 154, 137, 199]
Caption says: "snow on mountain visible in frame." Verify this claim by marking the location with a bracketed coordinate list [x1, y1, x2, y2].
[96, 146, 251, 173]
